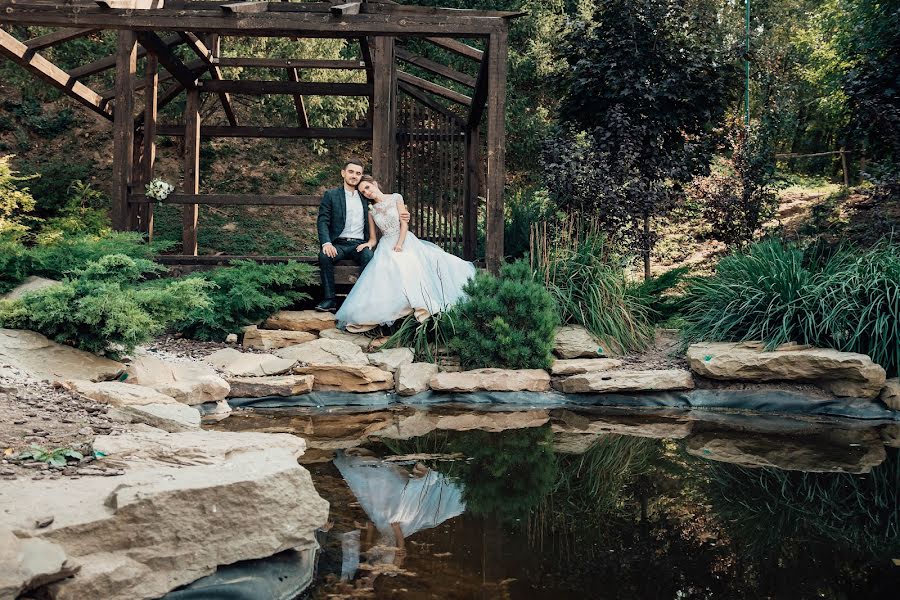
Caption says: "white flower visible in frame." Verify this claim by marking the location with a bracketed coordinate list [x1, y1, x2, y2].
[145, 178, 175, 202]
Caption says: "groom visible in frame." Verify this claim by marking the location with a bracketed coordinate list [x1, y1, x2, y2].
[315, 158, 409, 312]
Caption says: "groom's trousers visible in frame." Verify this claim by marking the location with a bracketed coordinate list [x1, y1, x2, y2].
[318, 238, 374, 300]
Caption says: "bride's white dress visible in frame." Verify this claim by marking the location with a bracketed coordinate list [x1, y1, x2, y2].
[335, 193, 476, 333]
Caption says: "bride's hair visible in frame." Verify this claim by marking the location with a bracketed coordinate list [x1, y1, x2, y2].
[358, 175, 381, 201]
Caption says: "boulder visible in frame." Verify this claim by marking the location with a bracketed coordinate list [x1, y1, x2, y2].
[318, 328, 371, 350]
[125, 352, 229, 405]
[686, 342, 887, 399]
[227, 375, 315, 398]
[553, 325, 610, 359]
[368, 348, 415, 373]
[205, 348, 296, 377]
[396, 362, 439, 396]
[262, 310, 336, 333]
[242, 326, 317, 351]
[429, 368, 551, 393]
[0, 328, 124, 383]
[556, 369, 695, 394]
[0, 276, 61, 301]
[0, 429, 329, 600]
[66, 379, 179, 407]
[550, 358, 623, 376]
[294, 364, 394, 393]
[0, 529, 76, 599]
[275, 338, 368, 366]
[879, 379, 900, 410]
[107, 403, 201, 432]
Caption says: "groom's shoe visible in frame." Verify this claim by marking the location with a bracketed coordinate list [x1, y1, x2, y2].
[315, 299, 337, 313]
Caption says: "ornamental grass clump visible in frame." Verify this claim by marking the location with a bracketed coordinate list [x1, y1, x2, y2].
[449, 260, 558, 370]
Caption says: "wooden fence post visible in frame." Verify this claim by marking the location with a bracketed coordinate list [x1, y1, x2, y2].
[183, 88, 200, 255]
[372, 36, 397, 189]
[111, 30, 136, 231]
[484, 29, 507, 274]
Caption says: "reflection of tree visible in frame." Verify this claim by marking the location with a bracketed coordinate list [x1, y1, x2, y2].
[703, 447, 900, 560]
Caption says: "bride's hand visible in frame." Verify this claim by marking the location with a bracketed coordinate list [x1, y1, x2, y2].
[356, 242, 371, 252]
[393, 243, 403, 252]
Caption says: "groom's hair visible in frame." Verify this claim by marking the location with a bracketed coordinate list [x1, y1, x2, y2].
[343, 158, 365, 170]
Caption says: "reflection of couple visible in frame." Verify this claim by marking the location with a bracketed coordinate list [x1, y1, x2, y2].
[315, 159, 476, 332]
[333, 450, 465, 581]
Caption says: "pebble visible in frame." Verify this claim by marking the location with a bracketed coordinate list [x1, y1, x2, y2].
[13, 419, 26, 425]
[0, 467, 15, 476]
[35, 516, 54, 528]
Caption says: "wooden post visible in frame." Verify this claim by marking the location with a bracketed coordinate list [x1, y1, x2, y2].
[372, 36, 397, 189]
[463, 125, 480, 261]
[183, 88, 200, 255]
[840, 147, 849, 188]
[484, 29, 507, 273]
[141, 53, 159, 240]
[111, 30, 137, 231]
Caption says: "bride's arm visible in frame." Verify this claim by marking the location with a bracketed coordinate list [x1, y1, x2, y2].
[394, 198, 409, 252]
[357, 213, 378, 252]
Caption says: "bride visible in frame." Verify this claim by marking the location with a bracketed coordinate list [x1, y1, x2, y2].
[335, 175, 476, 333]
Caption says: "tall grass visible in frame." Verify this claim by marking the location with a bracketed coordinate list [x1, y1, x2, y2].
[530, 217, 654, 353]
[382, 309, 460, 363]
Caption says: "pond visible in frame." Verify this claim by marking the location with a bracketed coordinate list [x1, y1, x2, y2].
[200, 398, 900, 600]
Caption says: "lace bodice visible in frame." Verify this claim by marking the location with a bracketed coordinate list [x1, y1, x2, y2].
[370, 194, 403, 238]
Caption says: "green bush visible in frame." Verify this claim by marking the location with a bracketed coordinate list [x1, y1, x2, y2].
[0, 154, 37, 239]
[28, 231, 164, 279]
[1, 254, 210, 356]
[383, 309, 459, 363]
[631, 266, 690, 324]
[37, 181, 111, 239]
[13, 158, 93, 219]
[449, 260, 558, 370]
[173, 260, 315, 341]
[0, 236, 29, 294]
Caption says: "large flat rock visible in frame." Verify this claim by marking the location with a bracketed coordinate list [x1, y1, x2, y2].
[550, 358, 623, 375]
[687, 342, 887, 399]
[0, 276, 61, 301]
[429, 368, 551, 392]
[396, 362, 439, 396]
[555, 369, 695, 393]
[879, 379, 900, 410]
[227, 374, 315, 398]
[241, 325, 317, 350]
[66, 379, 179, 406]
[275, 338, 368, 366]
[553, 325, 609, 359]
[317, 328, 372, 350]
[294, 364, 394, 392]
[206, 348, 296, 377]
[262, 310, 336, 333]
[64, 380, 201, 432]
[0, 429, 329, 600]
[368, 347, 414, 373]
[0, 328, 124, 383]
[0, 530, 76, 600]
[125, 352, 229, 405]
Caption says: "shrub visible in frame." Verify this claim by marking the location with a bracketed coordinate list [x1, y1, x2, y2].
[0, 236, 29, 294]
[173, 260, 316, 341]
[37, 180, 111, 239]
[383, 309, 459, 363]
[631, 266, 690, 325]
[0, 154, 37, 239]
[449, 260, 558, 370]
[28, 231, 163, 279]
[13, 158, 93, 219]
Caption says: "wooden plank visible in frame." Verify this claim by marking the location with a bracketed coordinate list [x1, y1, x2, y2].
[136, 31, 198, 88]
[130, 193, 320, 206]
[424, 37, 484, 61]
[287, 67, 310, 128]
[395, 46, 476, 88]
[182, 87, 200, 255]
[463, 125, 479, 261]
[155, 125, 372, 138]
[372, 36, 397, 189]
[139, 52, 158, 239]
[178, 31, 237, 125]
[69, 34, 183, 79]
[484, 29, 507, 274]
[363, 1, 527, 19]
[220, 2, 268, 14]
[397, 70, 471, 106]
[398, 81, 465, 126]
[330, 2, 360, 17]
[214, 57, 365, 69]
[111, 30, 137, 231]
[197, 80, 371, 95]
[467, 38, 490, 127]
[0, 28, 112, 120]
[24, 27, 99, 51]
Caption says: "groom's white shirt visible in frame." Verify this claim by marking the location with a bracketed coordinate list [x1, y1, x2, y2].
[338, 188, 365, 240]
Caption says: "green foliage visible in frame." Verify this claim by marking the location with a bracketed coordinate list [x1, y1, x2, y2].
[2, 98, 74, 138]
[37, 181, 111, 239]
[0, 155, 37, 239]
[383, 309, 459, 363]
[16, 444, 83, 467]
[449, 261, 558, 370]
[0, 236, 29, 294]
[173, 260, 315, 341]
[504, 186, 556, 259]
[631, 266, 690, 324]
[28, 231, 163, 280]
[13, 158, 94, 219]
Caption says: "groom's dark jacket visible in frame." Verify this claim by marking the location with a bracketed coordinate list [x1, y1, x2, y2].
[316, 187, 371, 246]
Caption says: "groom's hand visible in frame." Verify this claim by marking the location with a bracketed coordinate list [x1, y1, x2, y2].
[322, 242, 337, 258]
[356, 242, 370, 252]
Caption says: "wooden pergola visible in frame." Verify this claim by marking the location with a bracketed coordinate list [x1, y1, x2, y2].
[0, 0, 518, 274]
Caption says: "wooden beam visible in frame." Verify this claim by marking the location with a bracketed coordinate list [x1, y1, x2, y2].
[213, 57, 365, 69]
[397, 70, 471, 106]
[69, 34, 183, 79]
[463, 125, 480, 261]
[183, 87, 200, 255]
[24, 28, 99, 51]
[467, 38, 490, 128]
[424, 37, 484, 61]
[111, 30, 137, 231]
[287, 67, 310, 128]
[178, 31, 236, 125]
[0, 28, 112, 121]
[484, 29, 507, 274]
[220, 2, 269, 14]
[397, 81, 465, 127]
[136, 31, 198, 89]
[155, 124, 372, 138]
[96, 1, 165, 8]
[197, 80, 371, 95]
[372, 36, 397, 190]
[330, 2, 360, 16]
[139, 52, 158, 239]
[130, 193, 320, 206]
[99, 58, 205, 100]
[395, 46, 475, 88]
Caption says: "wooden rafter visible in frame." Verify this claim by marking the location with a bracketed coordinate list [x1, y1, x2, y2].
[423, 37, 484, 61]
[395, 46, 475, 88]
[398, 80, 464, 127]
[219, 2, 269, 15]
[197, 80, 371, 96]
[0, 28, 112, 120]
[155, 125, 372, 139]
[467, 39, 490, 127]
[214, 57, 365, 69]
[136, 31, 198, 89]
[397, 70, 471, 106]
[287, 67, 310, 128]
[24, 28, 99, 51]
[178, 31, 237, 125]
[69, 34, 183, 79]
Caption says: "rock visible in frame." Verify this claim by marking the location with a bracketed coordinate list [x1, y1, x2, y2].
[396, 362, 439, 396]
[318, 328, 371, 350]
[550, 358, 624, 375]
[242, 325, 317, 351]
[227, 375, 315, 398]
[879, 379, 900, 410]
[553, 325, 609, 359]
[0, 329, 124, 383]
[205, 348, 296, 377]
[125, 352, 230, 406]
[262, 310, 336, 333]
[0, 529, 77, 599]
[275, 338, 368, 366]
[294, 364, 394, 393]
[686, 342, 887, 399]
[367, 336, 390, 352]
[429, 369, 551, 392]
[685, 430, 887, 474]
[107, 403, 201, 432]
[65, 379, 180, 407]
[375, 410, 550, 441]
[368, 348, 414, 373]
[207, 400, 233, 422]
[0, 429, 329, 600]
[550, 409, 693, 439]
[556, 369, 695, 393]
[0, 276, 61, 301]
[225, 333, 238, 344]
